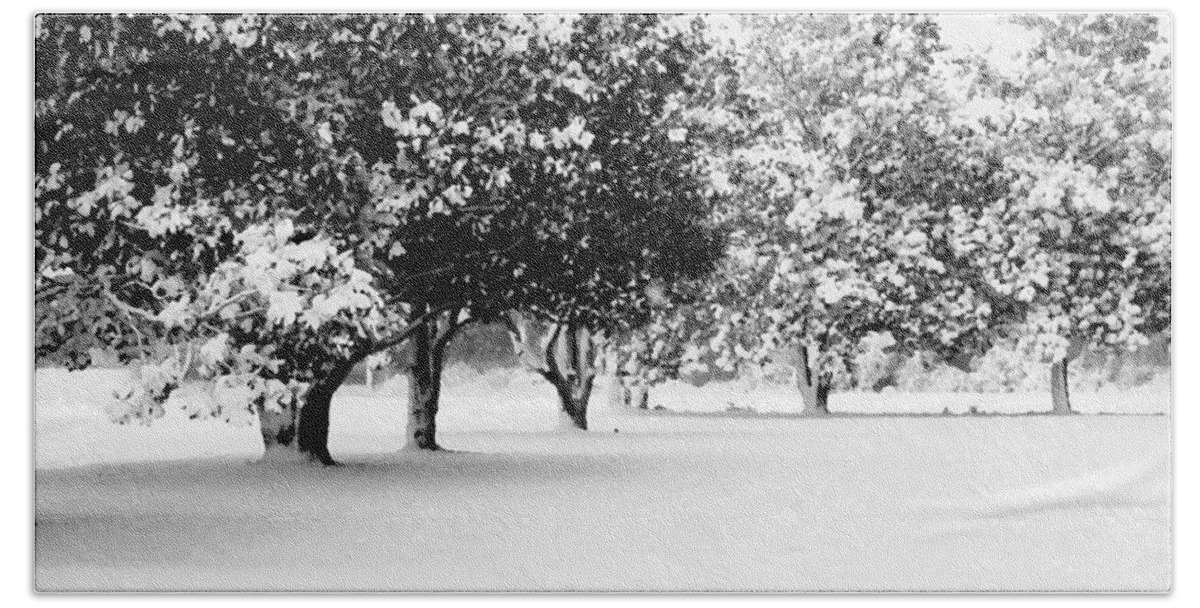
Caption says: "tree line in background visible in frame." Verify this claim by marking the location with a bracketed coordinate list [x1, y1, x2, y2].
[35, 13, 1170, 464]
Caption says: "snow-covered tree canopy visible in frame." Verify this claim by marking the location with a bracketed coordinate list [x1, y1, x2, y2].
[35, 13, 1172, 439]
[692, 15, 1017, 393]
[962, 14, 1171, 363]
[606, 13, 1170, 416]
[491, 15, 740, 337]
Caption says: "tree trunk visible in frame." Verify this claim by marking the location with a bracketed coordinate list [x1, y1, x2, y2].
[545, 322, 596, 430]
[404, 310, 466, 451]
[296, 360, 356, 465]
[617, 375, 632, 408]
[870, 348, 907, 392]
[256, 356, 359, 465]
[1049, 359, 1072, 415]
[1048, 337, 1085, 415]
[406, 321, 443, 450]
[506, 314, 599, 429]
[797, 345, 832, 416]
[616, 373, 649, 410]
[555, 380, 593, 429]
[798, 375, 832, 415]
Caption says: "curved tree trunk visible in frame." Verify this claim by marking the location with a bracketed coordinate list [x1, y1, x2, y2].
[505, 314, 600, 430]
[258, 307, 450, 460]
[1049, 337, 1085, 415]
[296, 359, 357, 465]
[544, 323, 597, 430]
[256, 355, 361, 465]
[555, 380, 593, 429]
[557, 374, 595, 430]
[797, 345, 832, 416]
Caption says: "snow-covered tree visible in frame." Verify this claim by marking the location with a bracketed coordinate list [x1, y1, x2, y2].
[699, 14, 1010, 414]
[606, 281, 725, 410]
[957, 14, 1171, 413]
[499, 14, 741, 430]
[33, 14, 416, 463]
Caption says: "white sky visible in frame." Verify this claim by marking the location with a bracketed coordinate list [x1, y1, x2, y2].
[935, 14, 1040, 76]
[705, 13, 1040, 77]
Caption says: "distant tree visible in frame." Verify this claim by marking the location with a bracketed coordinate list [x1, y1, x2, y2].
[698, 14, 1011, 414]
[962, 14, 1171, 413]
[607, 281, 725, 410]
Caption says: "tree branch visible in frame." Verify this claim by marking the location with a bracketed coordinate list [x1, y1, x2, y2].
[367, 305, 452, 353]
[434, 308, 473, 352]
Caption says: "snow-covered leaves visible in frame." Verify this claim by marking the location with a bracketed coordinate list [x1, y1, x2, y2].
[106, 218, 391, 422]
[223, 221, 382, 333]
[38, 13, 1171, 427]
[692, 14, 1003, 384]
[964, 14, 1172, 361]
[684, 13, 1170, 391]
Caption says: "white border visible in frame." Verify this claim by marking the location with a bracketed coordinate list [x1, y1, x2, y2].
[5, 1, 1195, 606]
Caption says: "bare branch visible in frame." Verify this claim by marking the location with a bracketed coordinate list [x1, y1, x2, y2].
[434, 308, 473, 352]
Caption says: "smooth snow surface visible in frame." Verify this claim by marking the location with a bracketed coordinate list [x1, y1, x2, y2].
[35, 368, 1171, 592]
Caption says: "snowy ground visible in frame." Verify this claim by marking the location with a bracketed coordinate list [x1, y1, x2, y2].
[35, 367, 1171, 592]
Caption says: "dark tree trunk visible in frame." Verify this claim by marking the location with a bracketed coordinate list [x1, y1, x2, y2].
[543, 322, 596, 430]
[406, 321, 442, 450]
[617, 377, 650, 410]
[506, 315, 599, 429]
[555, 382, 593, 429]
[256, 355, 361, 465]
[797, 345, 832, 415]
[296, 360, 356, 465]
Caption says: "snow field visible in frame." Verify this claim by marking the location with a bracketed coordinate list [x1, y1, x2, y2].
[35, 367, 1171, 591]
